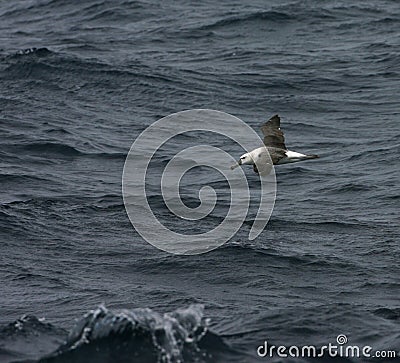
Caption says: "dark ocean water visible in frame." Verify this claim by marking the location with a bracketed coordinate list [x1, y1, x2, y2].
[1, 0, 400, 362]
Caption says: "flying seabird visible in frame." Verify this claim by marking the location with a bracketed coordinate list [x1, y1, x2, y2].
[231, 114, 319, 174]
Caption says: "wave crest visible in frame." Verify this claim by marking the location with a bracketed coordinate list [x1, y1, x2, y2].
[40, 304, 211, 363]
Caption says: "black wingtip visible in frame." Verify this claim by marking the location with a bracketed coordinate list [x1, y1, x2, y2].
[267, 114, 280, 127]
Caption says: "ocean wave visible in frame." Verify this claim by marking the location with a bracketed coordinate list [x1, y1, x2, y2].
[198, 10, 295, 31]
[1, 194, 123, 212]
[344, 146, 398, 162]
[10, 47, 53, 59]
[327, 182, 378, 193]
[35, 304, 233, 363]
[194, 2, 346, 33]
[0, 304, 241, 363]
[0, 173, 50, 184]
[216, 243, 359, 272]
[0, 315, 66, 363]
[373, 307, 400, 321]
[18, 142, 82, 157]
[0, 315, 61, 337]
[2, 46, 183, 94]
[4, 141, 128, 160]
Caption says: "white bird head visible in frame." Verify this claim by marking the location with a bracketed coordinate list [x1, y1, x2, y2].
[230, 152, 254, 170]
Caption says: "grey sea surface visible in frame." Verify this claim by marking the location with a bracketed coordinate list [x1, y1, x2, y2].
[0, 1, 399, 362]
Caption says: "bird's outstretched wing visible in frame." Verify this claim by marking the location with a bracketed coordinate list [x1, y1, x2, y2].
[260, 114, 287, 150]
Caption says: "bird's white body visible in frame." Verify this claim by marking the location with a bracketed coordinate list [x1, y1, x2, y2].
[276, 150, 309, 164]
[239, 147, 309, 166]
[238, 147, 266, 165]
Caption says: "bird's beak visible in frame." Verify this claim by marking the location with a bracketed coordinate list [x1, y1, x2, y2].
[230, 159, 242, 170]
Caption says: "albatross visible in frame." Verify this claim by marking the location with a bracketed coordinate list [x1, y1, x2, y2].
[231, 114, 319, 174]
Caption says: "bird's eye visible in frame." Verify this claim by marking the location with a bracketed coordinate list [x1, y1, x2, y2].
[241, 156, 245, 160]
